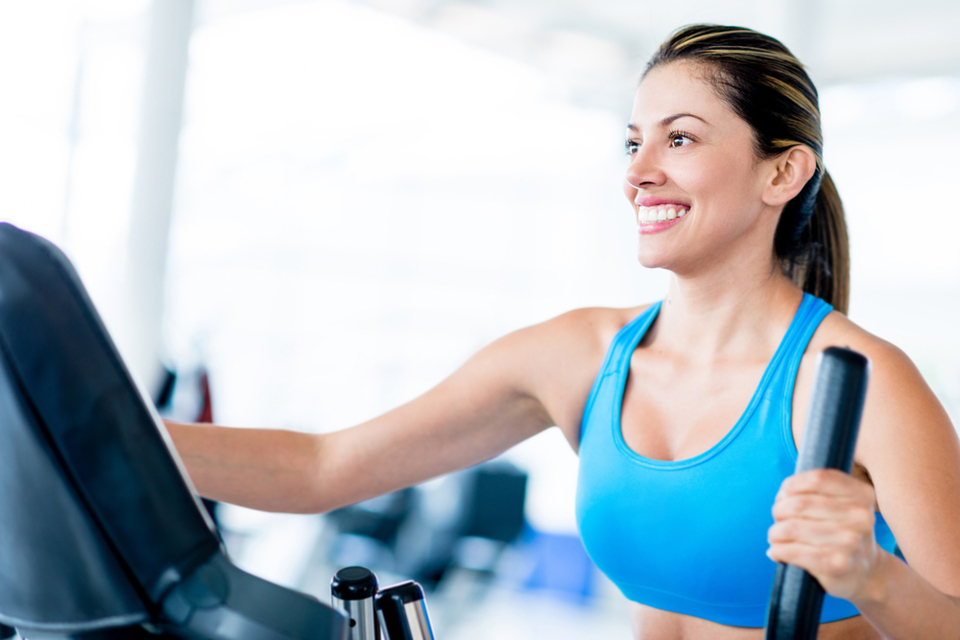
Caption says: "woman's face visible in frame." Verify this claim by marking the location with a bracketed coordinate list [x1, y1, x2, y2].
[624, 61, 780, 275]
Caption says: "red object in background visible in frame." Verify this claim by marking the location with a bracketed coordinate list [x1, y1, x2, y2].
[196, 368, 213, 424]
[191, 367, 220, 528]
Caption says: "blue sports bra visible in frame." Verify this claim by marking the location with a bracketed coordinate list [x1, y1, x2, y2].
[576, 294, 897, 627]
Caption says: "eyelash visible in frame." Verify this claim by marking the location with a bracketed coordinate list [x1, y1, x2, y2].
[623, 130, 695, 156]
[668, 130, 694, 147]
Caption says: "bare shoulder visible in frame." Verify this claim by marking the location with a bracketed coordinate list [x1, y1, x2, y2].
[807, 310, 952, 449]
[494, 304, 650, 363]
[523, 304, 649, 349]
[807, 311, 942, 434]
[807, 311, 960, 595]
[499, 304, 653, 449]
[809, 310, 910, 371]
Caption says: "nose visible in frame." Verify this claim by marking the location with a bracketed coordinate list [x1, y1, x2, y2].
[624, 145, 667, 198]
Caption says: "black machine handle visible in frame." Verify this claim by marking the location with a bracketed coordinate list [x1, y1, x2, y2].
[764, 347, 870, 640]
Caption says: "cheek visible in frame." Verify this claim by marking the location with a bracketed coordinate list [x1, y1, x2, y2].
[688, 160, 762, 216]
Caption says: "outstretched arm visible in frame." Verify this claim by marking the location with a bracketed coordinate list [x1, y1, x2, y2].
[166, 308, 616, 514]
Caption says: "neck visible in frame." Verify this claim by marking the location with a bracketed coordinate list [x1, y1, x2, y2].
[649, 254, 804, 363]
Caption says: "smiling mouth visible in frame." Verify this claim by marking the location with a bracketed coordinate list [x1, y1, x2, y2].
[636, 204, 690, 224]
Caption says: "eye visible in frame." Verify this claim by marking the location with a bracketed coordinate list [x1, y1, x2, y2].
[668, 130, 693, 148]
[624, 139, 640, 156]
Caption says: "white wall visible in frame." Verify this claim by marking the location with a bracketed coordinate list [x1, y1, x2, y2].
[2, 1, 958, 539]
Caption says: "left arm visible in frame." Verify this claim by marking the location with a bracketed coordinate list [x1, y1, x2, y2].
[768, 339, 960, 638]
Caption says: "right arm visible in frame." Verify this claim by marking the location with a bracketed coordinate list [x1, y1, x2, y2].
[166, 307, 626, 514]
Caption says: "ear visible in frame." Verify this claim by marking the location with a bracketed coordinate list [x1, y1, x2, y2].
[762, 146, 817, 207]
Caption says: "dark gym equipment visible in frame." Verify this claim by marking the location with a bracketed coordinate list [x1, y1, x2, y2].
[0, 223, 348, 639]
[764, 347, 870, 640]
[329, 461, 527, 588]
[375, 581, 435, 640]
[330, 568, 438, 640]
[331, 567, 380, 640]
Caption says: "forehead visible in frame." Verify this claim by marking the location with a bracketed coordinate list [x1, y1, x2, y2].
[630, 61, 734, 127]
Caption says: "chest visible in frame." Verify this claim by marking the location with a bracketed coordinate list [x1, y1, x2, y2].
[617, 347, 868, 484]
[574, 338, 881, 625]
[620, 349, 790, 462]
[575, 356, 800, 624]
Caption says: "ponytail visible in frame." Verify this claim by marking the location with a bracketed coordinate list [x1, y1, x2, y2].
[779, 170, 849, 314]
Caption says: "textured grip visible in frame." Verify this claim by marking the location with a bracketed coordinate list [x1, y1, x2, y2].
[764, 347, 870, 640]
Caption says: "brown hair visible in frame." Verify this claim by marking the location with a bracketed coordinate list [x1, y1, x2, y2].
[645, 25, 849, 313]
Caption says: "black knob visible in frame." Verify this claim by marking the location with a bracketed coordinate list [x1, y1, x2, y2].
[332, 566, 379, 601]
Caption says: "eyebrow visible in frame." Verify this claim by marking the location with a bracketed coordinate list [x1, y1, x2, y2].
[626, 113, 710, 131]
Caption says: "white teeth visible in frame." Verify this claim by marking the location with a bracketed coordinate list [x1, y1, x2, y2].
[637, 205, 689, 223]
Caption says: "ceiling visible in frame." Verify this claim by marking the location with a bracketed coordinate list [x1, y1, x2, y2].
[199, 0, 960, 114]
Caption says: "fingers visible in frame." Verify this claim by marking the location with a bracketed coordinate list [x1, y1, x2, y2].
[776, 468, 875, 504]
[766, 542, 867, 580]
[772, 491, 876, 530]
[768, 469, 881, 600]
[768, 510, 873, 546]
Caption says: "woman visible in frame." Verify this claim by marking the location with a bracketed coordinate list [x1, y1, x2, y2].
[167, 25, 960, 639]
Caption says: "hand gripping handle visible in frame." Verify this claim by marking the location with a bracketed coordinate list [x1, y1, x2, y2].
[764, 347, 870, 640]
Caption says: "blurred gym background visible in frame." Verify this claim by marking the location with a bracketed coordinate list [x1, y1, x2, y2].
[2, 1, 959, 637]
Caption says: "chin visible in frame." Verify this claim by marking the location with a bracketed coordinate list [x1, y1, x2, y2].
[636, 245, 672, 271]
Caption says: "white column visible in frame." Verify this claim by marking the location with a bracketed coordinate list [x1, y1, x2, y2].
[118, 0, 194, 396]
